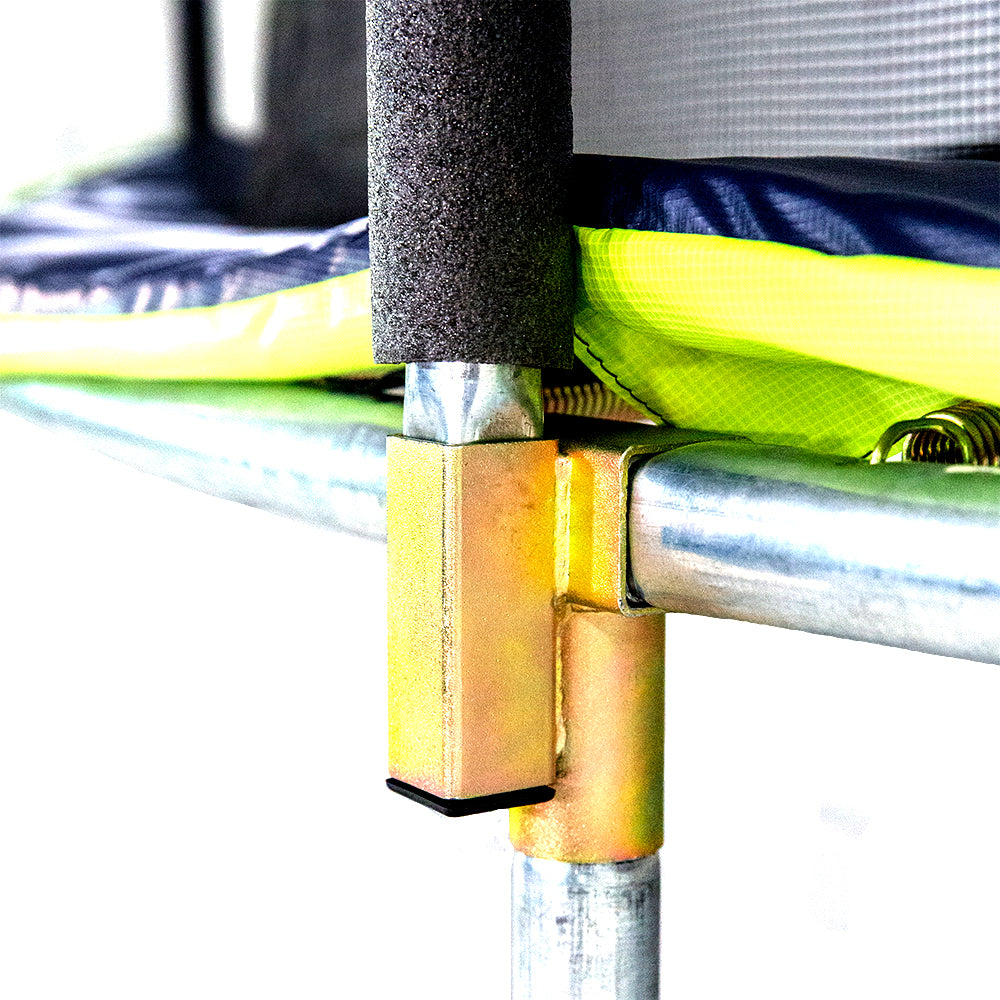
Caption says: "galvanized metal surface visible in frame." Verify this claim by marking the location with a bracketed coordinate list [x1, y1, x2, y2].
[0, 379, 400, 540]
[512, 852, 660, 1000]
[387, 436, 557, 800]
[630, 440, 1000, 665]
[4, 382, 999, 666]
[510, 610, 664, 864]
[403, 362, 544, 444]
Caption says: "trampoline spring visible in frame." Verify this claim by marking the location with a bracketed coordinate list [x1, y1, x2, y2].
[543, 382, 652, 424]
[870, 400, 1000, 466]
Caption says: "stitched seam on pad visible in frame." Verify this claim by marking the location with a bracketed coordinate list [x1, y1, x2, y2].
[574, 330, 669, 423]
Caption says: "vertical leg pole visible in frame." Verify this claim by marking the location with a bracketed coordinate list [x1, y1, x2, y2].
[512, 853, 660, 1000]
[510, 610, 665, 997]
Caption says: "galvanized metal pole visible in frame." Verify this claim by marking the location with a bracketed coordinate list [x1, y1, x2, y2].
[367, 3, 582, 990]
[512, 852, 661, 1000]
[6, 382, 1000, 665]
[0, 380, 401, 540]
[629, 440, 1000, 664]
[510, 609, 666, 998]
[402, 362, 543, 444]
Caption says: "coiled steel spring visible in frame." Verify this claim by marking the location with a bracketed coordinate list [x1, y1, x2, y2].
[870, 400, 1000, 465]
[543, 382, 652, 423]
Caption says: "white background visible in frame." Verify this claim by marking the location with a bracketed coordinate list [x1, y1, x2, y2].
[2, 4, 999, 998]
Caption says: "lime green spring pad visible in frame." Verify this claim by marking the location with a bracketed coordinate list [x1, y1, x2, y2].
[0, 270, 375, 382]
[575, 227, 1000, 456]
[0, 227, 997, 457]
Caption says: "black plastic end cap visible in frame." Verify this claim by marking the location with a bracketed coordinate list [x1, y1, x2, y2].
[385, 778, 555, 817]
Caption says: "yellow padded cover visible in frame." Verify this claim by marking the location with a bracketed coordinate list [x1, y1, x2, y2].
[0, 227, 997, 456]
[0, 269, 375, 381]
[575, 228, 1000, 456]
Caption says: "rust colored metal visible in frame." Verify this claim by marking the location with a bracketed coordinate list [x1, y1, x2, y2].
[509, 609, 665, 863]
[386, 436, 557, 800]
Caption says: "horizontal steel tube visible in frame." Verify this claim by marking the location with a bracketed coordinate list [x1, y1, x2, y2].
[3, 384, 998, 663]
[629, 441, 1000, 665]
[0, 379, 401, 540]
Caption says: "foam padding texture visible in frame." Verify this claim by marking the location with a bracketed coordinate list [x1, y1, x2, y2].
[366, 0, 575, 367]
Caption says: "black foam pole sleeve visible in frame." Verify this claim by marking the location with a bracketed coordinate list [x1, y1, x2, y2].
[367, 0, 575, 368]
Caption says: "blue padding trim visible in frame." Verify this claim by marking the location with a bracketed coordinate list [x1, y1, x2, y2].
[0, 147, 366, 313]
[571, 155, 1000, 268]
[3, 150, 997, 317]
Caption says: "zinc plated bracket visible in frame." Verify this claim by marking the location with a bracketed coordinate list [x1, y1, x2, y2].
[386, 418, 731, 858]
[548, 417, 731, 617]
[386, 435, 559, 814]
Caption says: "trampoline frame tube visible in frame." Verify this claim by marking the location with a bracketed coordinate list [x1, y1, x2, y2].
[7, 383, 989, 667]
[3, 382, 999, 999]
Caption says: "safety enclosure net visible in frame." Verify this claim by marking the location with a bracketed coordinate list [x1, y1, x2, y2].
[0, 0, 997, 457]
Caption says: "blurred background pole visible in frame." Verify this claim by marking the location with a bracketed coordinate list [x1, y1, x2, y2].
[175, 0, 214, 143]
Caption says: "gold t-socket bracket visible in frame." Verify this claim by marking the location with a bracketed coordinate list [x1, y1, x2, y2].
[505, 421, 710, 861]
[386, 419, 730, 835]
